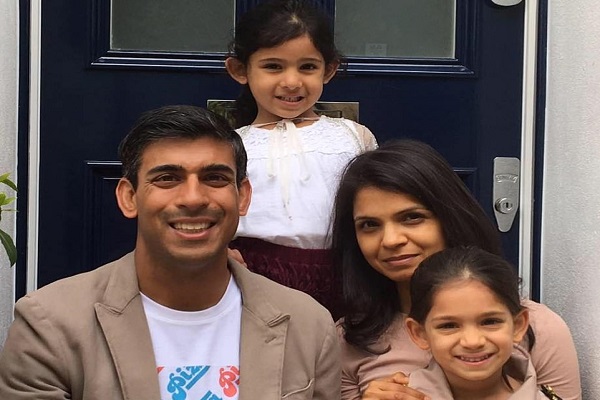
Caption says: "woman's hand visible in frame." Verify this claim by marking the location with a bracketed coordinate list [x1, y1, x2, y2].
[362, 373, 430, 400]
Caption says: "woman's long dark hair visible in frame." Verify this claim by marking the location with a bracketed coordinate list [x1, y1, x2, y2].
[228, 0, 341, 127]
[330, 139, 502, 353]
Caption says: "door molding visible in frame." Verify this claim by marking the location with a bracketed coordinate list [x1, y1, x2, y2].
[518, 0, 540, 299]
[90, 0, 477, 76]
[26, 0, 42, 293]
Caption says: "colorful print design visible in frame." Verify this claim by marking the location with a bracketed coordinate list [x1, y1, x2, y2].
[157, 365, 240, 400]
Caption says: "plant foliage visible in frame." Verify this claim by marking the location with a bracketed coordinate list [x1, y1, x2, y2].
[0, 173, 17, 266]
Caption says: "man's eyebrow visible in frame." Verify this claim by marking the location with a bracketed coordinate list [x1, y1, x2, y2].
[146, 164, 183, 176]
[145, 163, 235, 176]
[202, 164, 236, 175]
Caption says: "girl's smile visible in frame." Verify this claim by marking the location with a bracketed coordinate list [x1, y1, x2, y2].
[408, 279, 529, 393]
[226, 34, 338, 125]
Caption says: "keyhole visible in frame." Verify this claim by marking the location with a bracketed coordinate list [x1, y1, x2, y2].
[495, 198, 514, 214]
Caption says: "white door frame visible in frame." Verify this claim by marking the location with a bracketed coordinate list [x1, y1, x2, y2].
[26, 0, 42, 293]
[519, 0, 541, 298]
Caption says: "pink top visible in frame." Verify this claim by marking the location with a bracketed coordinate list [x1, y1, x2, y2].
[339, 300, 581, 400]
[409, 346, 545, 399]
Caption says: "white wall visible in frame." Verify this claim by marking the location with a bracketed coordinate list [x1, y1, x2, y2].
[0, 1, 19, 346]
[542, 0, 600, 398]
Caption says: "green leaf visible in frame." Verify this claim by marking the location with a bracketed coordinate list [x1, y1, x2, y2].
[1, 196, 16, 207]
[0, 174, 17, 192]
[0, 228, 17, 266]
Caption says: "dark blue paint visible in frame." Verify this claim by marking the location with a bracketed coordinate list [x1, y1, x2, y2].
[18, 0, 526, 290]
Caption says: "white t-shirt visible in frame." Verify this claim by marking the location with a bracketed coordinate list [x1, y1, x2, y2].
[142, 276, 242, 400]
[236, 116, 377, 249]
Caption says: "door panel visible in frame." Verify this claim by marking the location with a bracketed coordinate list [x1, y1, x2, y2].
[21, 0, 525, 292]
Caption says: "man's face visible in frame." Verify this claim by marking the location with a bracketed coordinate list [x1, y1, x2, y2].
[116, 137, 251, 271]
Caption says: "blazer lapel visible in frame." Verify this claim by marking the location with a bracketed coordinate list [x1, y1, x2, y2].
[95, 252, 161, 400]
[230, 260, 290, 400]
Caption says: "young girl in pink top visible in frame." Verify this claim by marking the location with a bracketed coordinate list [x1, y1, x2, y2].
[405, 246, 561, 400]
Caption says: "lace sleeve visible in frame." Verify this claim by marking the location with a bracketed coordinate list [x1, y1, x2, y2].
[340, 119, 378, 152]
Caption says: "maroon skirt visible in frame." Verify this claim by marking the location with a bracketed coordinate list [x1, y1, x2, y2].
[230, 237, 342, 320]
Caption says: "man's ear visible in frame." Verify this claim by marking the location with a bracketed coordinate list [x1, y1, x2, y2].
[323, 61, 339, 84]
[405, 318, 431, 351]
[237, 177, 252, 216]
[225, 57, 248, 85]
[116, 178, 138, 219]
[512, 309, 530, 343]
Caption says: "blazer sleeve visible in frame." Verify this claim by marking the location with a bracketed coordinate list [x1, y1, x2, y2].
[0, 295, 71, 399]
[526, 300, 582, 400]
[312, 318, 341, 400]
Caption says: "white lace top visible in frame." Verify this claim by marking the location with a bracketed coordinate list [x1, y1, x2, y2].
[235, 116, 377, 249]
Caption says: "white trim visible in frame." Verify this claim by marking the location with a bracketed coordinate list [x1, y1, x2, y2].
[518, 0, 539, 298]
[27, 0, 42, 293]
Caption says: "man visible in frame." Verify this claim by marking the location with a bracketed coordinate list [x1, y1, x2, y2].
[0, 105, 340, 399]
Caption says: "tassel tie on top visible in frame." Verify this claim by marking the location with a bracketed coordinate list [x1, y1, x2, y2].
[250, 118, 319, 211]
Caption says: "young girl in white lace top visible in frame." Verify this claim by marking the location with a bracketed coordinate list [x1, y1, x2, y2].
[225, 0, 377, 318]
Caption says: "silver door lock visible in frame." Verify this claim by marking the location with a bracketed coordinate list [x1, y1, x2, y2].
[493, 158, 520, 232]
[495, 197, 515, 214]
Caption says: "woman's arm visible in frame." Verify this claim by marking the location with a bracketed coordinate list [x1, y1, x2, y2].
[338, 318, 431, 400]
[525, 300, 582, 400]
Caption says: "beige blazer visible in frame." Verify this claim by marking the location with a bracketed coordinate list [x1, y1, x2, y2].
[0, 252, 340, 399]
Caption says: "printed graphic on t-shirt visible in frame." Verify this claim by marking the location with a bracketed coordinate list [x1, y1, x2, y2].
[157, 364, 240, 400]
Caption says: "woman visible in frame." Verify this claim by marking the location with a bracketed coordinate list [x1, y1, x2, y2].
[331, 139, 581, 400]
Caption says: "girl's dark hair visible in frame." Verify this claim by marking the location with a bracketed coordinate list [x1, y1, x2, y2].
[408, 246, 535, 350]
[228, 0, 341, 127]
[331, 139, 503, 352]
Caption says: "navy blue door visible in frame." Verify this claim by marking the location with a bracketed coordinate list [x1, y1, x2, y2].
[18, 0, 526, 293]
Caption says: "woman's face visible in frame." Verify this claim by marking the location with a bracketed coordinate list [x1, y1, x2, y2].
[353, 187, 446, 285]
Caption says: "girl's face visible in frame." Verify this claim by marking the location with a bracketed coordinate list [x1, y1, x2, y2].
[406, 279, 529, 394]
[226, 34, 337, 124]
[353, 187, 446, 287]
